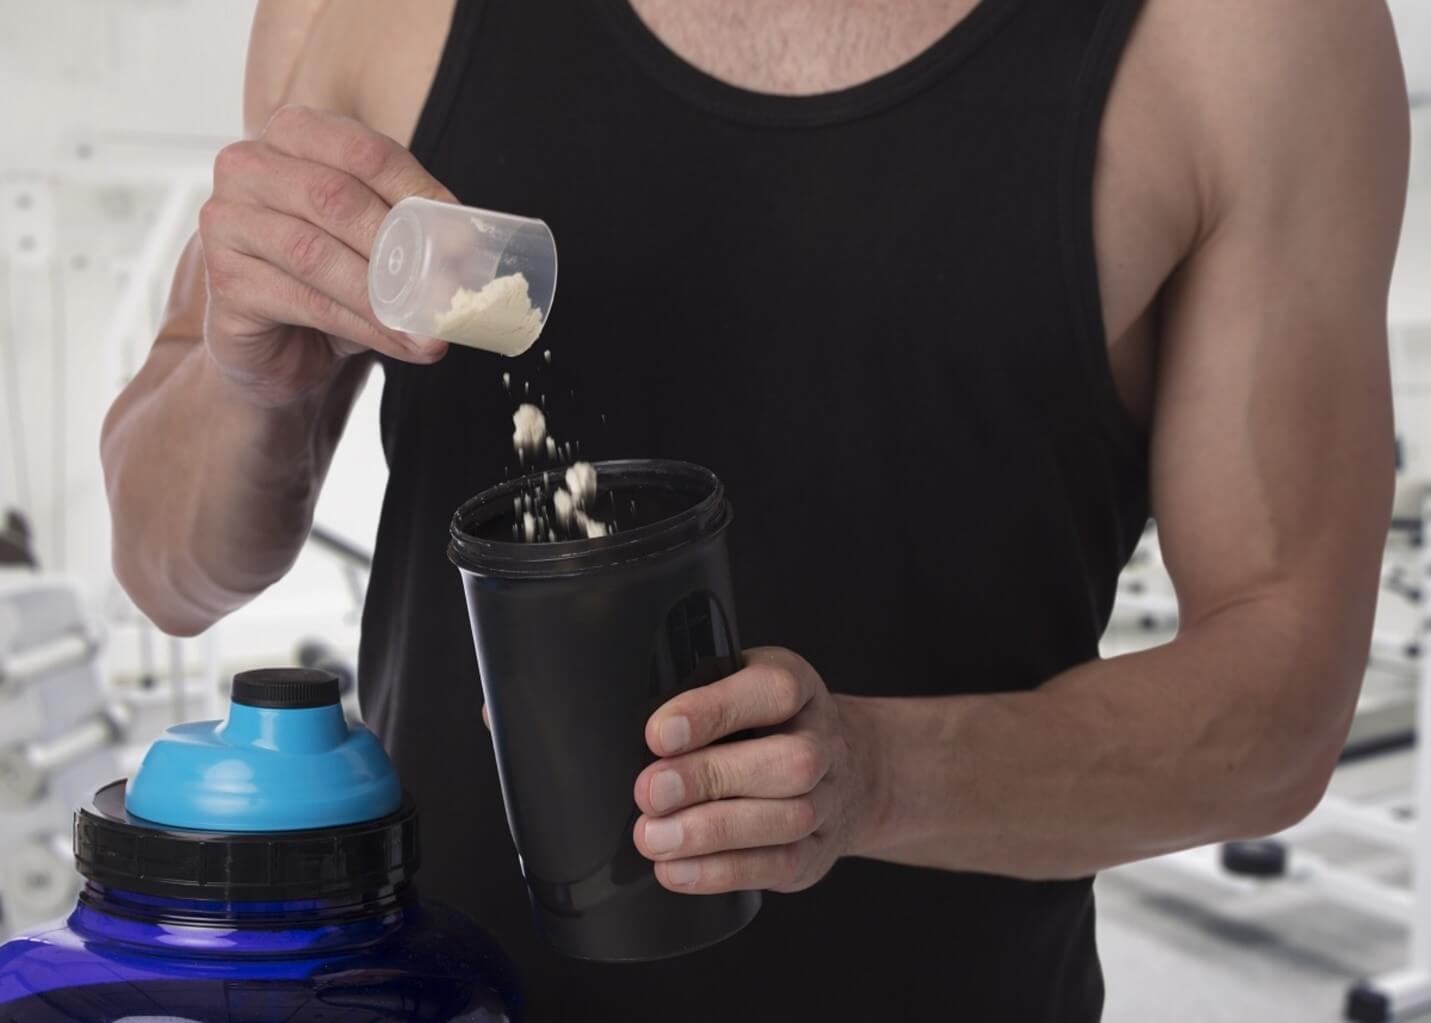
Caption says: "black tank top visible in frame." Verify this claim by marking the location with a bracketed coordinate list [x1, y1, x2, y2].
[360, 1, 1150, 1018]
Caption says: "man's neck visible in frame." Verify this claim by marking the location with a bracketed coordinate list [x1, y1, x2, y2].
[626, 0, 980, 95]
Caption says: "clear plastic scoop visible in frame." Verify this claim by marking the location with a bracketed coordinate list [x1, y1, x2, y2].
[368, 197, 558, 356]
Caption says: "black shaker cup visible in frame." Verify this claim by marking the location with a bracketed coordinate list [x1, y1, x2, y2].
[448, 459, 761, 961]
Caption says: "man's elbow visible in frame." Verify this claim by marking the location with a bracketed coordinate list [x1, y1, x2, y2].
[1234, 732, 1344, 839]
[111, 543, 218, 638]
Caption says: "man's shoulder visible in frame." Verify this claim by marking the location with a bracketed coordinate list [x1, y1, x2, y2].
[1123, 0, 1406, 227]
[1134, 0, 1404, 161]
[244, 0, 331, 136]
[244, 0, 455, 145]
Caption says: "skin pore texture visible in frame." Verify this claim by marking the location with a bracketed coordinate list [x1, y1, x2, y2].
[100, 0, 1408, 892]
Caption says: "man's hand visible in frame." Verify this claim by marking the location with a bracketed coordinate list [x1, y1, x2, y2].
[631, 648, 885, 895]
[200, 105, 453, 408]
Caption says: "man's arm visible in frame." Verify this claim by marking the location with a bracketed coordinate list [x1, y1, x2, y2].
[846, 0, 1409, 879]
[625, 0, 1410, 893]
[101, 1, 449, 636]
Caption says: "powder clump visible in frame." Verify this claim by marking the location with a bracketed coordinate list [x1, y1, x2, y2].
[512, 404, 547, 455]
[433, 272, 544, 356]
[565, 462, 597, 507]
[553, 488, 575, 525]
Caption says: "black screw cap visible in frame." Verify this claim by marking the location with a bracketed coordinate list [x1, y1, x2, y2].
[231, 667, 340, 709]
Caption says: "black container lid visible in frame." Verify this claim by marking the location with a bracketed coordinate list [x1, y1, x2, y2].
[74, 780, 420, 902]
[231, 667, 341, 709]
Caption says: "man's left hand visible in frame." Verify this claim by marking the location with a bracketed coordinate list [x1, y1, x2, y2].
[634, 647, 884, 894]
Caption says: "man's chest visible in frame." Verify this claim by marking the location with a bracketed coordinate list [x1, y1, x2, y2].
[341, 0, 1197, 427]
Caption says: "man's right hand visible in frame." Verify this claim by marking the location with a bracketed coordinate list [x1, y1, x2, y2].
[198, 105, 453, 408]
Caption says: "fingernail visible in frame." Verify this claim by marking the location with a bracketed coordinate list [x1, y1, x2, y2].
[659, 716, 691, 754]
[407, 334, 445, 356]
[644, 817, 683, 854]
[650, 770, 684, 813]
[666, 860, 701, 886]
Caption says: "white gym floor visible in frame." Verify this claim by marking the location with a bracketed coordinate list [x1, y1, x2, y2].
[1098, 749, 1416, 1023]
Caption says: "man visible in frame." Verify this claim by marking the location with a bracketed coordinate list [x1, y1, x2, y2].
[101, 0, 1409, 1018]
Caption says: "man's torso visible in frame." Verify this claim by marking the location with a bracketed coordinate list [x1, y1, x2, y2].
[272, 0, 1201, 430]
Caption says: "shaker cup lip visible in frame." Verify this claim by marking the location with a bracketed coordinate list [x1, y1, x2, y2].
[448, 458, 732, 578]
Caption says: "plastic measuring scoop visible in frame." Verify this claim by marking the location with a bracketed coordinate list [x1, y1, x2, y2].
[369, 196, 558, 356]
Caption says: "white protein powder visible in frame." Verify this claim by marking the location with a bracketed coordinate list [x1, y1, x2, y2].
[583, 517, 610, 539]
[553, 488, 575, 525]
[433, 272, 544, 356]
[565, 462, 597, 507]
[572, 509, 609, 539]
[512, 404, 547, 454]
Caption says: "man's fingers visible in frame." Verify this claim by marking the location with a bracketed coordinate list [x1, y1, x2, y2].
[634, 730, 830, 815]
[202, 203, 440, 363]
[216, 141, 393, 258]
[206, 251, 444, 366]
[652, 838, 826, 895]
[261, 105, 456, 208]
[646, 650, 817, 756]
[634, 785, 835, 862]
[204, 201, 394, 336]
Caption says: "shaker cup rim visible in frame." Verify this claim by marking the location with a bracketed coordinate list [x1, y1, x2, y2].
[448, 458, 732, 578]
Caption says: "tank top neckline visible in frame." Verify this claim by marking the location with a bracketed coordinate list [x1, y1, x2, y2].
[592, 0, 1027, 128]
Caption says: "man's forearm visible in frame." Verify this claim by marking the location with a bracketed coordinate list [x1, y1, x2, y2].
[101, 342, 367, 635]
[840, 597, 1363, 880]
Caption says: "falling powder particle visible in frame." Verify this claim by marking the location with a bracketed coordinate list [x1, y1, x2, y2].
[522, 511, 537, 542]
[582, 515, 609, 539]
[512, 404, 547, 454]
[553, 488, 575, 525]
[432, 273, 544, 356]
[545, 437, 557, 459]
[544, 350, 552, 364]
[502, 372, 511, 391]
[566, 462, 597, 506]
[525, 381, 530, 396]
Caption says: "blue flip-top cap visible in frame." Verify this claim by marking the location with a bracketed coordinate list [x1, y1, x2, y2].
[125, 667, 402, 831]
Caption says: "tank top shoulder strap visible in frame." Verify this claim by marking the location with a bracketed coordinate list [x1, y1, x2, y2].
[1057, 0, 1150, 461]
[409, 0, 488, 165]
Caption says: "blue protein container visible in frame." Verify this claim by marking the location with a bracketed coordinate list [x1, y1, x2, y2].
[0, 668, 522, 1022]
